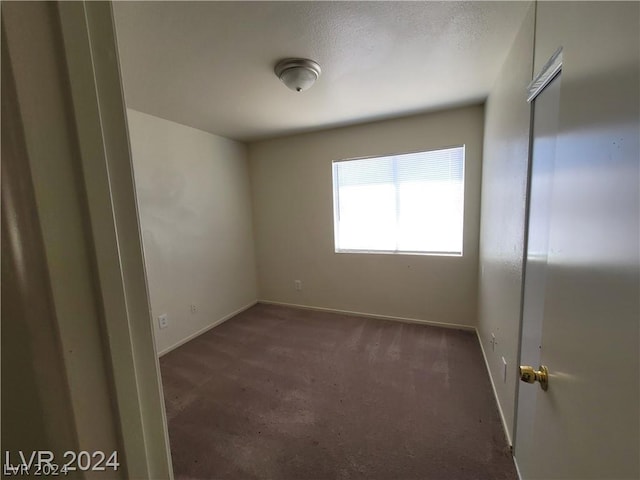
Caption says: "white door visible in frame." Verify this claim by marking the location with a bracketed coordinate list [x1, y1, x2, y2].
[515, 47, 640, 478]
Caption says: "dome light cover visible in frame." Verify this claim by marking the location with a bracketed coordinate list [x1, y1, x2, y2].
[274, 58, 321, 92]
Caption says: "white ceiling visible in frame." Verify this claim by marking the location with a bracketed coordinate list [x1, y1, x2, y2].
[113, 1, 530, 142]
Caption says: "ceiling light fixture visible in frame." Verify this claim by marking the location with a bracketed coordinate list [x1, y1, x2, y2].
[274, 58, 321, 92]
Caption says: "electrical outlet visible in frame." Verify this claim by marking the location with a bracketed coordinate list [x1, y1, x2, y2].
[190, 304, 197, 314]
[502, 356, 507, 383]
[158, 314, 168, 329]
[294, 280, 302, 291]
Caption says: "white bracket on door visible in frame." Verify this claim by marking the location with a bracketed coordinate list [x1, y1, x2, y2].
[527, 47, 563, 103]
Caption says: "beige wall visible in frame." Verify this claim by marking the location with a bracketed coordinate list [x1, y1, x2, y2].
[249, 106, 483, 327]
[477, 3, 535, 444]
[128, 109, 258, 354]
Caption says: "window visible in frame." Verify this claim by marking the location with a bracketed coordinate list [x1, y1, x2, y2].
[332, 146, 465, 255]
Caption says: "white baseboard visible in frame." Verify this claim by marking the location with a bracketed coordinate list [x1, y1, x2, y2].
[157, 300, 257, 357]
[476, 329, 513, 448]
[513, 454, 523, 480]
[257, 299, 476, 332]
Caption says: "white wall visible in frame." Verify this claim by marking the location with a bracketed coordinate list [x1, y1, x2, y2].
[477, 3, 535, 443]
[128, 109, 258, 354]
[249, 106, 483, 327]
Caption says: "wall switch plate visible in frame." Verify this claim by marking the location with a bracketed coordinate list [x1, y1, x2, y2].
[190, 304, 197, 314]
[491, 333, 496, 352]
[502, 356, 507, 383]
[294, 280, 302, 291]
[158, 314, 168, 329]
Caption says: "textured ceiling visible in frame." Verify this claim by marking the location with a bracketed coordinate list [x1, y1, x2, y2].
[113, 1, 530, 142]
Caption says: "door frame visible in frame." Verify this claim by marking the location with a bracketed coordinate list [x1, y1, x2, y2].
[2, 1, 173, 477]
[57, 3, 174, 476]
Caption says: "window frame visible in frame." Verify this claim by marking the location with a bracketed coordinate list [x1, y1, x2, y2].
[331, 145, 466, 257]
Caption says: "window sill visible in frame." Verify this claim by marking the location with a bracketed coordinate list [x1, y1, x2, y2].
[334, 249, 463, 257]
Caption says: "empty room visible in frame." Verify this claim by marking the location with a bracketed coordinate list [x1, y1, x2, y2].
[2, 1, 639, 480]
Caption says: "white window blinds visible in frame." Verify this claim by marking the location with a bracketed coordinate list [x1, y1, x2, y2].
[332, 146, 465, 255]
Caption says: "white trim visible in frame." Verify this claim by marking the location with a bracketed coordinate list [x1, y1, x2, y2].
[257, 300, 476, 332]
[476, 329, 513, 447]
[334, 249, 463, 257]
[158, 301, 258, 356]
[513, 454, 524, 480]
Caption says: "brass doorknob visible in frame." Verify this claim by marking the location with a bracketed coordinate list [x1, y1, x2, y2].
[519, 365, 549, 391]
